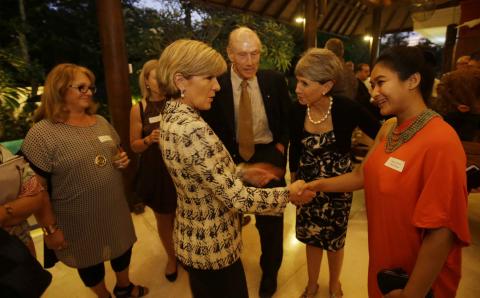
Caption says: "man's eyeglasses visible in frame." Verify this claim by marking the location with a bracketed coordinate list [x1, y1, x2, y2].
[69, 85, 97, 94]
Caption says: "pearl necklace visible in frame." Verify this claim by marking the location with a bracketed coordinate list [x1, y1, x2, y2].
[307, 96, 333, 125]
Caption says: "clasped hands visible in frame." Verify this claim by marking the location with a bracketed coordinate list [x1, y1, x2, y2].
[287, 180, 316, 206]
[239, 162, 316, 205]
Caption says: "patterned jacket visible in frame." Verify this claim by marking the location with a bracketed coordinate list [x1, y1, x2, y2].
[158, 100, 290, 270]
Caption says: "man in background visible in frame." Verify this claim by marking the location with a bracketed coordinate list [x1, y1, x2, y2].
[354, 63, 381, 121]
[325, 38, 358, 100]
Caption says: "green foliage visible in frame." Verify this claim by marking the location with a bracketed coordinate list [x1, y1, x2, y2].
[0, 104, 35, 142]
[194, 7, 296, 73]
[0, 0, 297, 141]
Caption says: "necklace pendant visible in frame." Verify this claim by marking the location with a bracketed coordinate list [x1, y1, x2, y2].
[95, 154, 107, 167]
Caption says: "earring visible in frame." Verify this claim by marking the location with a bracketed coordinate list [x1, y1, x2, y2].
[180, 89, 185, 99]
[146, 85, 150, 89]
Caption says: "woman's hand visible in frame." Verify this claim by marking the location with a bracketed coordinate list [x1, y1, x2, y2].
[113, 152, 130, 169]
[146, 129, 160, 145]
[288, 180, 316, 205]
[45, 228, 67, 251]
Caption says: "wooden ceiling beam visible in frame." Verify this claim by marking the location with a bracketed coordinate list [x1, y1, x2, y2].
[324, 3, 345, 32]
[259, 0, 273, 15]
[242, 0, 255, 11]
[335, 0, 358, 35]
[288, 0, 303, 23]
[347, 4, 368, 36]
[398, 9, 411, 31]
[318, 1, 338, 30]
[381, 9, 395, 32]
[274, 0, 291, 19]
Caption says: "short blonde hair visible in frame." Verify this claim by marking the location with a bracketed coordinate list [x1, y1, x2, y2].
[34, 63, 97, 122]
[295, 48, 343, 95]
[139, 59, 159, 101]
[156, 39, 227, 98]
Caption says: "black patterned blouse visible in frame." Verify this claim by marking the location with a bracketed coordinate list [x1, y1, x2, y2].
[158, 100, 290, 270]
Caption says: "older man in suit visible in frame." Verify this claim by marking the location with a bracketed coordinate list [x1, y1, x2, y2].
[202, 27, 291, 298]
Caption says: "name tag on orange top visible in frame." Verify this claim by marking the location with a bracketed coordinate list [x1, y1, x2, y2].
[148, 115, 162, 124]
[98, 135, 113, 143]
[384, 157, 405, 172]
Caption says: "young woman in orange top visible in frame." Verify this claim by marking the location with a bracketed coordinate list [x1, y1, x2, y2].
[302, 46, 471, 298]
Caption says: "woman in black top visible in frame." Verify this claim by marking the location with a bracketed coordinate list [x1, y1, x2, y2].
[289, 48, 380, 298]
[129, 59, 178, 281]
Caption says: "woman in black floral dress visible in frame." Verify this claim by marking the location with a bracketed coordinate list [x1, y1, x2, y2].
[289, 48, 380, 298]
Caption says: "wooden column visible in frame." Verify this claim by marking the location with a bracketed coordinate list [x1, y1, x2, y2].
[455, 0, 480, 59]
[304, 0, 317, 49]
[96, 0, 138, 208]
[370, 7, 382, 66]
[442, 24, 457, 73]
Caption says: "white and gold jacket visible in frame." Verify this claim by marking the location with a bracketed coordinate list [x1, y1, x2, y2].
[158, 100, 289, 270]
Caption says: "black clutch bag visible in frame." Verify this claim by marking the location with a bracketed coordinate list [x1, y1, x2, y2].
[377, 268, 434, 298]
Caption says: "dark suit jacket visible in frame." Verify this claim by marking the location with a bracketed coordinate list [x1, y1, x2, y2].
[202, 69, 291, 165]
[355, 78, 383, 121]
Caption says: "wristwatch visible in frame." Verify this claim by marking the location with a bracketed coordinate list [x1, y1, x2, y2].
[42, 224, 59, 236]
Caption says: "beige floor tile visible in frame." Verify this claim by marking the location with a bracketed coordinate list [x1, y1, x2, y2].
[36, 192, 480, 297]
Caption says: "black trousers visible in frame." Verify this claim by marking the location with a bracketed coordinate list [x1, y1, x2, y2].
[184, 259, 248, 298]
[245, 142, 286, 278]
[77, 247, 132, 287]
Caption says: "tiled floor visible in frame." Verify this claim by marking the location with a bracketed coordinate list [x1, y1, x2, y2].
[36, 191, 480, 298]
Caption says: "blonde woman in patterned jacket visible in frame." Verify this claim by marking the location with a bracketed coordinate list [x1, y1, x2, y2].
[156, 39, 315, 298]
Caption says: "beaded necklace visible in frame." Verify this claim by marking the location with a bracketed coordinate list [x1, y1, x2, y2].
[385, 109, 439, 153]
[307, 96, 333, 125]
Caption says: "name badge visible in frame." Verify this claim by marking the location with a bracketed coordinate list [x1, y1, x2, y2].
[148, 115, 162, 124]
[98, 135, 113, 143]
[384, 157, 405, 172]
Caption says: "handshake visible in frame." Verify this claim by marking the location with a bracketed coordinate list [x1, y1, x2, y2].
[287, 180, 316, 206]
[238, 162, 316, 205]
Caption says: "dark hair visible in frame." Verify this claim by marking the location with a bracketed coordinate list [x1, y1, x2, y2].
[375, 46, 435, 103]
[470, 50, 480, 62]
[354, 63, 369, 73]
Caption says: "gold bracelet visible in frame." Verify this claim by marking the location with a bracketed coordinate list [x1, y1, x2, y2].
[42, 224, 59, 236]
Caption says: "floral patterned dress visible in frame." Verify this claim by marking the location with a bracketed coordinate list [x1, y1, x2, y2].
[296, 130, 353, 251]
